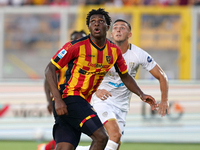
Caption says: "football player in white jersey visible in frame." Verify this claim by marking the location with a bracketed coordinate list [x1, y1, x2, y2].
[76, 19, 169, 150]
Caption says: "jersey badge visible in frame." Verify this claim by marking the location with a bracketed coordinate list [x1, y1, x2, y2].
[147, 56, 152, 63]
[58, 49, 67, 59]
[106, 56, 111, 63]
[102, 111, 108, 117]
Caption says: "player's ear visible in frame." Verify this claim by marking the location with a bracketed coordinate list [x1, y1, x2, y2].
[128, 32, 132, 38]
[111, 32, 113, 38]
[106, 25, 110, 31]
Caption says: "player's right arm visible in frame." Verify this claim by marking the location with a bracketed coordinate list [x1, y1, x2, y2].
[95, 89, 112, 100]
[45, 41, 79, 116]
[45, 62, 68, 116]
[44, 78, 53, 114]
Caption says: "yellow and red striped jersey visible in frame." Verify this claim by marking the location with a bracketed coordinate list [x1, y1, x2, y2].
[51, 35, 127, 102]
[56, 65, 68, 89]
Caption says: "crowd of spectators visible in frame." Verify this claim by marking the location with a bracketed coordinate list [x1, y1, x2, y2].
[0, 0, 200, 7]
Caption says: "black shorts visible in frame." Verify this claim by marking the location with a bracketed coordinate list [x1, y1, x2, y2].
[52, 96, 103, 148]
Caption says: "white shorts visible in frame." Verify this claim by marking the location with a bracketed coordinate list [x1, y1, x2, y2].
[91, 94, 127, 135]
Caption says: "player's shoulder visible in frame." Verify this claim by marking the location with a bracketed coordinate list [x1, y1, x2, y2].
[62, 35, 89, 50]
[129, 43, 147, 54]
[129, 43, 140, 51]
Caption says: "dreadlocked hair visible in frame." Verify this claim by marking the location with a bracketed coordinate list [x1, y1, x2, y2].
[86, 8, 112, 27]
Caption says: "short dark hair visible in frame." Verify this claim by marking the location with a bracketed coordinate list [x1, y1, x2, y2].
[86, 8, 112, 27]
[70, 30, 87, 40]
[113, 19, 131, 30]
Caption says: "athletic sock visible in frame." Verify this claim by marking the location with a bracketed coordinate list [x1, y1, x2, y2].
[76, 145, 90, 150]
[45, 139, 56, 150]
[105, 140, 119, 150]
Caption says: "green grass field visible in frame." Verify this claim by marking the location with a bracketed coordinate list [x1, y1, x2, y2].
[0, 141, 199, 150]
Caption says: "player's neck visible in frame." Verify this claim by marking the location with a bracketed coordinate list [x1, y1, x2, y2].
[90, 34, 106, 47]
[115, 40, 129, 54]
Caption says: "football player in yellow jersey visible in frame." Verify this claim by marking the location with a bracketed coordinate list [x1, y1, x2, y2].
[38, 30, 87, 150]
[44, 30, 87, 115]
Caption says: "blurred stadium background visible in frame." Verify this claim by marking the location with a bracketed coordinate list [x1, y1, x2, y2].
[0, 0, 200, 148]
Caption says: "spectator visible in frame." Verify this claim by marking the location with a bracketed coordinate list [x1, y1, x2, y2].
[9, 0, 24, 6]
[155, 0, 177, 6]
[140, 0, 160, 6]
[32, 0, 49, 5]
[0, 0, 9, 6]
[193, 0, 200, 5]
[50, 0, 70, 6]
[122, 0, 143, 6]
[85, 0, 103, 5]
[174, 0, 194, 6]
[104, 0, 123, 7]
[23, 0, 34, 5]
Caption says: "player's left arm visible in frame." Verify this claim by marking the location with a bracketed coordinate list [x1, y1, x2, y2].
[119, 72, 158, 111]
[149, 64, 169, 117]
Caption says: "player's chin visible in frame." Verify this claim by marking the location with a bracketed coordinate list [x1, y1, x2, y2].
[90, 32, 99, 38]
[114, 38, 121, 41]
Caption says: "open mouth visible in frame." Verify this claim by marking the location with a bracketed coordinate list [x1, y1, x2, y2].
[94, 28, 100, 33]
[116, 34, 121, 37]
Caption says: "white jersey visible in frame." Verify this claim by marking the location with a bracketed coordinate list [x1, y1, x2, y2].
[92, 44, 157, 111]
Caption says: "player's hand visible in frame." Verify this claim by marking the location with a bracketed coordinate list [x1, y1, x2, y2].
[55, 99, 68, 116]
[96, 89, 112, 100]
[158, 101, 169, 117]
[140, 94, 158, 111]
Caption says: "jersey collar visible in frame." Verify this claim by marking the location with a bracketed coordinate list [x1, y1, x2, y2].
[89, 35, 106, 51]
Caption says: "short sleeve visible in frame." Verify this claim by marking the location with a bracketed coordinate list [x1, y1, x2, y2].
[51, 42, 79, 69]
[138, 48, 157, 71]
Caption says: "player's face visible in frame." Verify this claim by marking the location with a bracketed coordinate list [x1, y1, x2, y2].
[88, 14, 109, 39]
[111, 21, 132, 43]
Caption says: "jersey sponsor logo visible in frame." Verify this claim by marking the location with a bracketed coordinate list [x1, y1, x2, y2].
[88, 62, 109, 69]
[57, 49, 67, 59]
[108, 82, 124, 87]
[147, 56, 152, 63]
[87, 55, 95, 57]
[78, 68, 107, 75]
[78, 68, 87, 75]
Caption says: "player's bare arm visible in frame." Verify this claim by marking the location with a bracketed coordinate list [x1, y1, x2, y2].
[45, 62, 68, 116]
[149, 64, 169, 116]
[44, 79, 53, 114]
[95, 89, 112, 100]
[119, 72, 158, 111]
